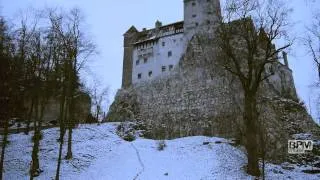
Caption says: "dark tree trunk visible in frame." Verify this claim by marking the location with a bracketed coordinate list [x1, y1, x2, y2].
[65, 127, 73, 159]
[55, 117, 65, 180]
[95, 105, 99, 122]
[30, 94, 48, 179]
[55, 90, 67, 180]
[262, 155, 265, 180]
[55, 126, 64, 180]
[318, 65, 320, 82]
[30, 97, 41, 179]
[65, 61, 75, 160]
[259, 120, 266, 180]
[244, 93, 260, 177]
[0, 117, 9, 180]
[30, 129, 41, 179]
[25, 99, 34, 135]
[66, 94, 74, 160]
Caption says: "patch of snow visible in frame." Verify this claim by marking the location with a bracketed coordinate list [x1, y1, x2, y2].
[2, 123, 320, 180]
[292, 133, 313, 140]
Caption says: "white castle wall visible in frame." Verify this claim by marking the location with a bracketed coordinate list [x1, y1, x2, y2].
[131, 0, 221, 85]
[132, 33, 185, 84]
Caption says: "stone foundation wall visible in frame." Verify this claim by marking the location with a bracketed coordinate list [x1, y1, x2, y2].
[26, 92, 91, 124]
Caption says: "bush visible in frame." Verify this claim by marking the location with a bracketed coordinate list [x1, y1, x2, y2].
[116, 122, 137, 142]
[156, 140, 167, 151]
[123, 132, 136, 142]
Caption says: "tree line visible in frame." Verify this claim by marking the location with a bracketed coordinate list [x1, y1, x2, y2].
[0, 7, 97, 180]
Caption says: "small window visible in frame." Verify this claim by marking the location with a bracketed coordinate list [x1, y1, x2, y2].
[138, 73, 142, 79]
[162, 42, 165, 46]
[207, 20, 211, 25]
[169, 65, 173, 71]
[208, 11, 212, 15]
[148, 71, 152, 77]
[195, 22, 199, 27]
[136, 60, 140, 65]
[192, 2, 196, 6]
[207, 0, 211, 2]
[168, 51, 172, 57]
[192, 14, 197, 18]
[162, 66, 166, 72]
[144, 57, 148, 63]
[173, 39, 176, 43]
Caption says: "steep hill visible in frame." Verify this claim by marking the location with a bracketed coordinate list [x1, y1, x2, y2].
[3, 123, 320, 179]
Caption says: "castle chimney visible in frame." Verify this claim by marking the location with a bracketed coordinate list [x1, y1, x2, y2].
[282, 51, 289, 67]
[155, 20, 162, 28]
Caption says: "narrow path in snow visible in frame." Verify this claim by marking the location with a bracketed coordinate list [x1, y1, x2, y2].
[131, 143, 145, 180]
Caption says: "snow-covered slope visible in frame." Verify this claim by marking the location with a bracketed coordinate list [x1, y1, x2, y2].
[3, 123, 320, 180]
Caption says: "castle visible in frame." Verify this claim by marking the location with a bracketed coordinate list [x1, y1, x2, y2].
[122, 0, 221, 88]
[108, 0, 320, 161]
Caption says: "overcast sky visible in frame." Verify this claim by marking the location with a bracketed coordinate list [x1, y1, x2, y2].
[1, 0, 320, 122]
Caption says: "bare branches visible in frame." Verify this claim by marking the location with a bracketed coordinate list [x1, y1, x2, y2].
[87, 78, 109, 123]
[217, 0, 292, 91]
[306, 11, 320, 80]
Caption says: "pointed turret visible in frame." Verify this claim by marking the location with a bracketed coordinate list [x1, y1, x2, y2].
[124, 26, 138, 36]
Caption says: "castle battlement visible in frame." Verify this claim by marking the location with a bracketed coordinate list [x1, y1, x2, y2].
[133, 21, 184, 46]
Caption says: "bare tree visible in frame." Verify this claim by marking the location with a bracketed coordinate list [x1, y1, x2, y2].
[29, 27, 57, 179]
[305, 1, 320, 125]
[89, 79, 109, 123]
[48, 7, 96, 179]
[216, 0, 292, 176]
[306, 12, 320, 81]
[46, 11, 66, 180]
[14, 10, 40, 135]
[63, 8, 95, 160]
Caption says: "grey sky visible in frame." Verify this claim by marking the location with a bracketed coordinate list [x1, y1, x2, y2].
[1, 0, 319, 122]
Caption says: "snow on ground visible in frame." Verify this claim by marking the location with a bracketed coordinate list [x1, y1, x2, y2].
[2, 123, 320, 180]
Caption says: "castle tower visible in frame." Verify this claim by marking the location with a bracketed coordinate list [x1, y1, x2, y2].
[183, 0, 221, 40]
[122, 26, 139, 88]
